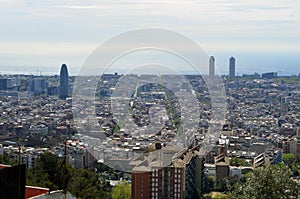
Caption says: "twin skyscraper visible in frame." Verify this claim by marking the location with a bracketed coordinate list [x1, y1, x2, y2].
[209, 56, 236, 77]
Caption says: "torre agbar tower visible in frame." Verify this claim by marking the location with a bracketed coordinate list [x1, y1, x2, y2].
[59, 64, 69, 100]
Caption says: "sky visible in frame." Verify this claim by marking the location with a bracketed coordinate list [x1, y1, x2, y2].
[0, 0, 300, 75]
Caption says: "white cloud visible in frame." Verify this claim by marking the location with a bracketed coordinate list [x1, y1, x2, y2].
[0, 0, 299, 74]
[0, 42, 96, 55]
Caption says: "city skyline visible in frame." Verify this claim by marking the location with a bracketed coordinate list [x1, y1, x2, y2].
[0, 54, 298, 77]
[0, 70, 299, 198]
[0, 1, 300, 198]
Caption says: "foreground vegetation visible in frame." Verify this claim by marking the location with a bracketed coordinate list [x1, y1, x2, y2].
[203, 163, 299, 199]
[26, 152, 112, 198]
[1, 153, 299, 199]
[0, 153, 130, 199]
[231, 164, 299, 199]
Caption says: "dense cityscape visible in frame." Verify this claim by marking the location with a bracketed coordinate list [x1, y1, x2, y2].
[0, 55, 299, 198]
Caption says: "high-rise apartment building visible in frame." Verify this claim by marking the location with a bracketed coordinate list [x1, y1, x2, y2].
[229, 57, 235, 78]
[209, 56, 215, 76]
[131, 145, 205, 199]
[59, 64, 69, 100]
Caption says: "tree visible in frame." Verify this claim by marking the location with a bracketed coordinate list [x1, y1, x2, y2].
[231, 164, 299, 199]
[27, 153, 112, 199]
[283, 153, 298, 176]
[26, 152, 67, 191]
[68, 168, 111, 199]
[230, 157, 251, 167]
[204, 176, 215, 194]
[0, 154, 9, 164]
[112, 181, 131, 199]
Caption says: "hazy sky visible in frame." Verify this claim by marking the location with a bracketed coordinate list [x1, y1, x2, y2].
[0, 0, 300, 75]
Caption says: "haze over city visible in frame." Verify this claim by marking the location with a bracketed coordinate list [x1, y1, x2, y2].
[0, 0, 300, 75]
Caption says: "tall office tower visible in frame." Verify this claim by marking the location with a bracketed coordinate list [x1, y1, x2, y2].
[59, 64, 69, 100]
[229, 57, 235, 78]
[209, 56, 215, 76]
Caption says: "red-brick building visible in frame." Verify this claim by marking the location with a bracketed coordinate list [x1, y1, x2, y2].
[131, 145, 205, 199]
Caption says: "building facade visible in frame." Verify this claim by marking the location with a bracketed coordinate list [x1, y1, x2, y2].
[131, 145, 205, 199]
[0, 164, 26, 199]
[214, 153, 230, 181]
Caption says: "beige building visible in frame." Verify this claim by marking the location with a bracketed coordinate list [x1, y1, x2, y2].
[214, 153, 230, 181]
[289, 128, 300, 162]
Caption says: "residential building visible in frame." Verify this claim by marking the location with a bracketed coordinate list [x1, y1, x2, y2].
[54, 140, 95, 169]
[131, 145, 206, 199]
[262, 72, 277, 79]
[214, 153, 230, 181]
[289, 128, 300, 161]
